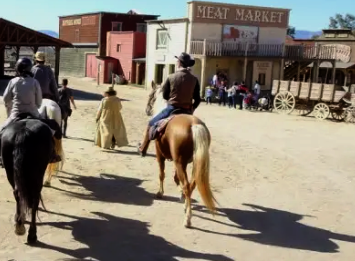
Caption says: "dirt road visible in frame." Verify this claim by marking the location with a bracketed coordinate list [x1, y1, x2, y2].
[0, 77, 354, 261]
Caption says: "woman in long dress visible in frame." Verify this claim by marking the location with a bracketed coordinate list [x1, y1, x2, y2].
[94, 86, 129, 149]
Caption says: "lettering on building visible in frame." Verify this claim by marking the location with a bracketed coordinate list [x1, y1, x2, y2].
[193, 4, 288, 27]
[82, 15, 96, 26]
[62, 18, 82, 26]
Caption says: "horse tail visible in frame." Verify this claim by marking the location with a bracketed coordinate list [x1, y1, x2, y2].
[13, 128, 35, 215]
[191, 123, 216, 214]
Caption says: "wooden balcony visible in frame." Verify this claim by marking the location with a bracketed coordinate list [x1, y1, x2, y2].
[190, 40, 344, 61]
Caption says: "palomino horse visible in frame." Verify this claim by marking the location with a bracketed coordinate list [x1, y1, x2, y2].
[1, 118, 61, 244]
[145, 81, 216, 228]
[38, 98, 64, 186]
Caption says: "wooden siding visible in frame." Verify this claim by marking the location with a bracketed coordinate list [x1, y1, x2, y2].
[133, 32, 146, 58]
[314, 40, 355, 63]
[59, 14, 100, 44]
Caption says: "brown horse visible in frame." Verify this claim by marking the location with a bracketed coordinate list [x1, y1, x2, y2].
[145, 81, 216, 228]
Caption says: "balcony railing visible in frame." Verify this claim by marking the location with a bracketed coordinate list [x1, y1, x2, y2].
[190, 40, 347, 61]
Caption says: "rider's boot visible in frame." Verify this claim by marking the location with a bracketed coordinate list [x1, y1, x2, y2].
[137, 126, 151, 157]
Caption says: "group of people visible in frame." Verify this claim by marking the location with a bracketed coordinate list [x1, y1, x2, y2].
[0, 52, 77, 163]
[206, 77, 261, 109]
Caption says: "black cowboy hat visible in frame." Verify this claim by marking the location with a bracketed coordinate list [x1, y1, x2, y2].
[175, 52, 195, 68]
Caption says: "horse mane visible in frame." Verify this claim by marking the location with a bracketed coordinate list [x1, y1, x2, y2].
[151, 83, 168, 118]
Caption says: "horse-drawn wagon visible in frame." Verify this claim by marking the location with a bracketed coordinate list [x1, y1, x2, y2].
[272, 80, 355, 121]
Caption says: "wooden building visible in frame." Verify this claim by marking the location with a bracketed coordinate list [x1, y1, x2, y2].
[58, 10, 158, 78]
[0, 18, 72, 82]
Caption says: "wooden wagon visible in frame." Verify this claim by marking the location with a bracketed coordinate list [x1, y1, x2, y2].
[271, 80, 355, 121]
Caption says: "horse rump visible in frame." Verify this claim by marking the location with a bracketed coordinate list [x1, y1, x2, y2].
[4, 120, 53, 214]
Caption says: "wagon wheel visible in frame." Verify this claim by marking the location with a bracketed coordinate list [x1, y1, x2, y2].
[345, 106, 355, 123]
[295, 104, 313, 116]
[273, 91, 296, 114]
[313, 103, 330, 120]
[331, 109, 346, 122]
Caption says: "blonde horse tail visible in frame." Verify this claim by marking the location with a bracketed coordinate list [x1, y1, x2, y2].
[191, 124, 216, 214]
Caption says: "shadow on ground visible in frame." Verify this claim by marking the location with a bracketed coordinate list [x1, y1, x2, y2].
[71, 89, 129, 102]
[51, 172, 178, 206]
[194, 203, 355, 253]
[35, 211, 233, 261]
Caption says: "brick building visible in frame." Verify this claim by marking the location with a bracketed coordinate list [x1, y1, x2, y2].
[58, 10, 158, 78]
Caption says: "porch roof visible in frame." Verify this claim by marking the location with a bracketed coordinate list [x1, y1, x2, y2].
[308, 61, 355, 69]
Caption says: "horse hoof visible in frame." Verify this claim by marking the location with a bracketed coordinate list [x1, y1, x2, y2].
[155, 192, 163, 199]
[43, 181, 51, 187]
[184, 220, 192, 228]
[14, 224, 26, 236]
[27, 234, 38, 245]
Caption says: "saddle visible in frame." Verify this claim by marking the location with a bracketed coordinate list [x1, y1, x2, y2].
[148, 107, 193, 141]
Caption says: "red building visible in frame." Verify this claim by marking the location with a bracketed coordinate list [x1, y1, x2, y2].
[58, 10, 158, 79]
[105, 31, 146, 84]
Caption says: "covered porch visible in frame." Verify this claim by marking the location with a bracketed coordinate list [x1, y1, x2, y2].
[0, 18, 72, 83]
[132, 58, 146, 86]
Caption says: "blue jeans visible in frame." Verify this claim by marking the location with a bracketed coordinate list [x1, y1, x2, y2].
[148, 104, 175, 127]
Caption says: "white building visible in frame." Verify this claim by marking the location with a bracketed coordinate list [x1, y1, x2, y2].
[145, 1, 292, 94]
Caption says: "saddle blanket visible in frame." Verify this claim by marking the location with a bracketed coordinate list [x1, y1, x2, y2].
[149, 115, 175, 140]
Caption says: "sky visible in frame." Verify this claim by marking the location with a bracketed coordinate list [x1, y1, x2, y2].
[0, 0, 354, 32]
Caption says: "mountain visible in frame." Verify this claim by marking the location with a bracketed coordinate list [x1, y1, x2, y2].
[294, 30, 322, 39]
[38, 30, 59, 38]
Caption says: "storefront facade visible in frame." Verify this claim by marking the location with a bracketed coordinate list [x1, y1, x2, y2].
[145, 1, 290, 94]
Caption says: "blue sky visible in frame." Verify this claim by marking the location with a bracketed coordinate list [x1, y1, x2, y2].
[0, 0, 354, 32]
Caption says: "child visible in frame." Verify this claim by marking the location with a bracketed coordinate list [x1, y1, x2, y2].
[58, 79, 76, 138]
[205, 86, 213, 105]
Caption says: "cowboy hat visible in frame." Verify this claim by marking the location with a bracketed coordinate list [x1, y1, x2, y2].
[104, 86, 116, 95]
[34, 51, 46, 62]
[175, 52, 195, 67]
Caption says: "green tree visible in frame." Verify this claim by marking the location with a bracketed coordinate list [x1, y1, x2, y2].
[329, 13, 355, 29]
[287, 26, 296, 37]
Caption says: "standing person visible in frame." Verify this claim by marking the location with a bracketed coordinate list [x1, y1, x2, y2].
[95, 86, 129, 150]
[58, 78, 76, 138]
[31, 51, 59, 102]
[218, 80, 227, 106]
[254, 80, 261, 101]
[236, 81, 248, 110]
[212, 73, 218, 88]
[228, 82, 238, 109]
[205, 86, 213, 105]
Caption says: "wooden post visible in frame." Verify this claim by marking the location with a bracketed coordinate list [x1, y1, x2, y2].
[297, 62, 301, 81]
[203, 39, 207, 55]
[54, 46, 61, 84]
[314, 46, 321, 82]
[242, 42, 249, 82]
[15, 46, 20, 61]
[331, 60, 336, 84]
[344, 70, 348, 87]
[200, 57, 207, 97]
[135, 62, 139, 84]
[0, 45, 4, 77]
[279, 44, 286, 80]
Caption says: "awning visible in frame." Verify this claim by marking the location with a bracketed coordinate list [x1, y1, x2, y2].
[132, 58, 146, 63]
[308, 61, 355, 69]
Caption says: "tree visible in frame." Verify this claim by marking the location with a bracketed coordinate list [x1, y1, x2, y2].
[287, 26, 296, 37]
[329, 13, 355, 29]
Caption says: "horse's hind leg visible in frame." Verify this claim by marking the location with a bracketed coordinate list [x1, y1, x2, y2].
[27, 195, 39, 244]
[174, 171, 185, 202]
[175, 162, 192, 228]
[155, 145, 166, 199]
[13, 188, 26, 236]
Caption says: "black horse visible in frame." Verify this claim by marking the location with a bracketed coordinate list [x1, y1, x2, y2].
[1, 116, 62, 244]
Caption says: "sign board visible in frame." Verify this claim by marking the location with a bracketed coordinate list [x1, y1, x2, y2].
[320, 44, 351, 63]
[62, 18, 81, 26]
[191, 2, 289, 28]
[253, 61, 272, 89]
[223, 25, 258, 44]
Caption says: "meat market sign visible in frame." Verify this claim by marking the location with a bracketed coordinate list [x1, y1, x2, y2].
[190, 3, 289, 28]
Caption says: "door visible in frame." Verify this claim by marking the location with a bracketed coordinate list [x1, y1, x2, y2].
[86, 54, 97, 78]
[107, 62, 113, 83]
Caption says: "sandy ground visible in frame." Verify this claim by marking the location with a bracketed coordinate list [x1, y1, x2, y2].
[0, 77, 354, 261]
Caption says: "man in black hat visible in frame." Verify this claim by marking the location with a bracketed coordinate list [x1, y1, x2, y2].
[138, 52, 201, 156]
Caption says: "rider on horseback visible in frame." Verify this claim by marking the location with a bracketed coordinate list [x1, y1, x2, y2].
[31, 51, 59, 102]
[0, 58, 61, 164]
[138, 52, 201, 157]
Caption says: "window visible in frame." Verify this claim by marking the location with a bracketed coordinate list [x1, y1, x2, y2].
[112, 22, 122, 31]
[258, 73, 266, 85]
[116, 44, 121, 52]
[156, 29, 168, 49]
[75, 29, 80, 42]
[136, 23, 147, 33]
